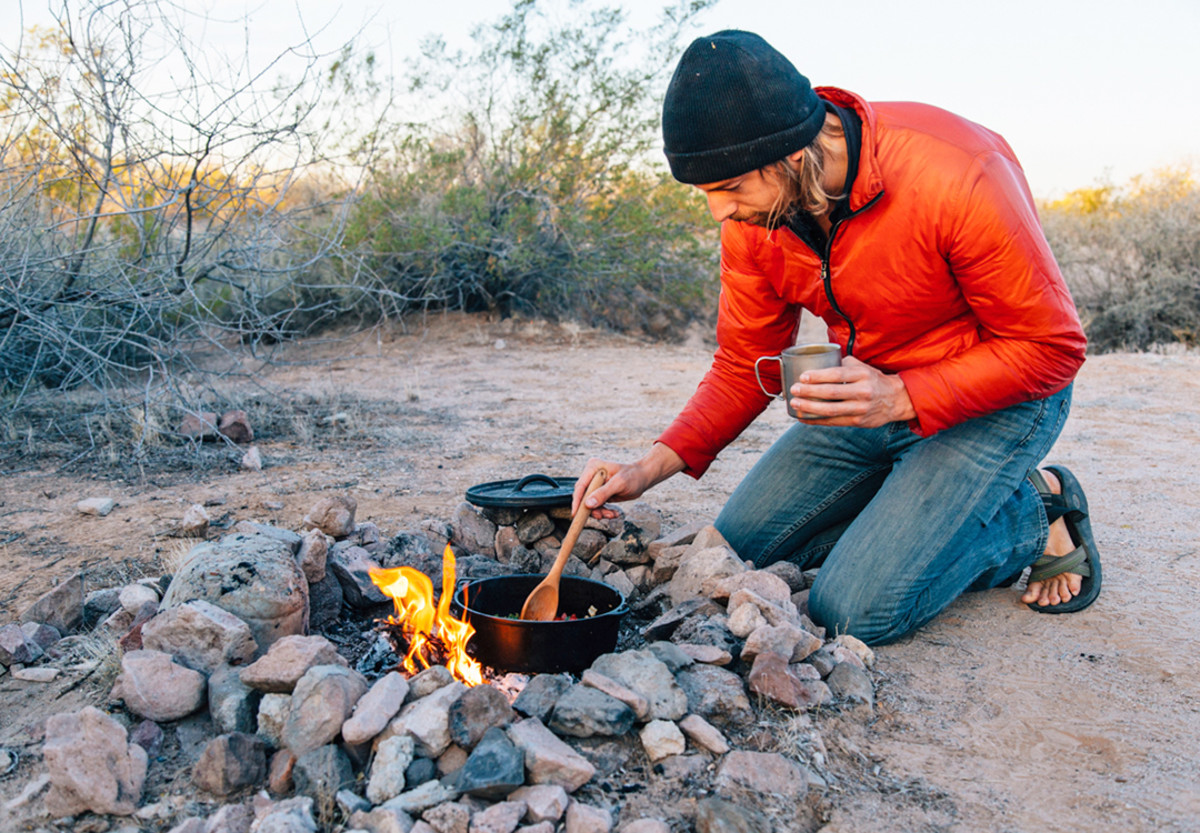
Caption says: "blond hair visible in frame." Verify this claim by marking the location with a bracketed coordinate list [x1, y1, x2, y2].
[762, 111, 845, 228]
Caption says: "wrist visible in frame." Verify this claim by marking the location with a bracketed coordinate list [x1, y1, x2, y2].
[889, 374, 917, 422]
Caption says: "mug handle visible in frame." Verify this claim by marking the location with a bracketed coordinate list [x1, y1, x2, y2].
[754, 355, 782, 399]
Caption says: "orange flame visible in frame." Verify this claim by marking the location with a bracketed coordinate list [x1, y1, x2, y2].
[369, 544, 482, 686]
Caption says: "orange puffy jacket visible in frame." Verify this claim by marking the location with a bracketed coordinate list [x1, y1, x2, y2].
[658, 87, 1087, 477]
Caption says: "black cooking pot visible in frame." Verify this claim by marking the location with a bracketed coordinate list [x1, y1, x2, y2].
[451, 574, 627, 674]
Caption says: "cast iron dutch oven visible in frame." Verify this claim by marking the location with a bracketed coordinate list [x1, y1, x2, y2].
[451, 574, 627, 674]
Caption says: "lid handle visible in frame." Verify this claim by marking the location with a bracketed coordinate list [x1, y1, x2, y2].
[513, 473, 560, 492]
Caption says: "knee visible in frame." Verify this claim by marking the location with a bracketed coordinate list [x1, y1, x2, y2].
[808, 576, 907, 646]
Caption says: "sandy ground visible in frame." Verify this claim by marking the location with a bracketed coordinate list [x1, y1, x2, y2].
[1, 312, 1198, 833]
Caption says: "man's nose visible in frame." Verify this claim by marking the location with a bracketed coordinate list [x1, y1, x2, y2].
[706, 192, 735, 223]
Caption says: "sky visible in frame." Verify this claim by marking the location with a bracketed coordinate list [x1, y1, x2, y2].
[9, 0, 1200, 199]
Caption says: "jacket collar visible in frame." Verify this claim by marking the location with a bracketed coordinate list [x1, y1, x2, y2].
[815, 87, 884, 212]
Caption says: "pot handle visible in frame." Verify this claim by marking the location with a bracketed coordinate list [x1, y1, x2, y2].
[513, 473, 561, 492]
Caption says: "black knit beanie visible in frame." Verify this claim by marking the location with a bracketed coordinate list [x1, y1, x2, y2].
[662, 30, 824, 184]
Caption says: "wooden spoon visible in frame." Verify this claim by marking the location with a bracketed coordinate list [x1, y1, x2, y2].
[520, 468, 607, 621]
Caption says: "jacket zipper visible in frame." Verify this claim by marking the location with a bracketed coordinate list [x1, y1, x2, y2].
[819, 191, 884, 358]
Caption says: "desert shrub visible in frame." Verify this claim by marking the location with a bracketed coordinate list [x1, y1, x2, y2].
[1041, 167, 1200, 352]
[341, 0, 719, 336]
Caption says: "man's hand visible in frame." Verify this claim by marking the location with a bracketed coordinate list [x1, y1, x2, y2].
[572, 444, 686, 519]
[788, 356, 916, 427]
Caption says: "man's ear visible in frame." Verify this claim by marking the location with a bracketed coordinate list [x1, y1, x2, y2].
[785, 148, 805, 166]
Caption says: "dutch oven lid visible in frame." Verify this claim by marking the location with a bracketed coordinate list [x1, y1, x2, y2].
[465, 473, 576, 508]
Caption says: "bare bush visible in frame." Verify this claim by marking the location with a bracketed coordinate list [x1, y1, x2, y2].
[1041, 167, 1200, 352]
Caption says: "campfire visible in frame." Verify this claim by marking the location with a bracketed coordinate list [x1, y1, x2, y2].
[369, 544, 483, 686]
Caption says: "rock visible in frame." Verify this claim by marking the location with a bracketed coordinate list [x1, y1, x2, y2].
[727, 603, 767, 639]
[193, 732, 268, 796]
[254, 795, 319, 832]
[471, 800, 527, 833]
[831, 634, 876, 668]
[406, 756, 438, 787]
[670, 613, 739, 659]
[565, 800, 613, 833]
[43, 706, 148, 817]
[515, 512, 555, 544]
[638, 720, 685, 762]
[209, 663, 263, 734]
[602, 568, 636, 598]
[667, 543, 746, 605]
[269, 749, 297, 795]
[678, 714, 729, 755]
[642, 599, 723, 642]
[367, 735, 416, 804]
[120, 582, 161, 614]
[580, 669, 650, 721]
[349, 807, 416, 833]
[381, 779, 460, 815]
[111, 649, 207, 722]
[588, 650, 687, 721]
[596, 523, 651, 566]
[423, 801, 471, 833]
[205, 803, 256, 833]
[747, 652, 832, 710]
[381, 681, 466, 758]
[509, 784, 568, 823]
[806, 648, 837, 678]
[180, 411, 219, 439]
[512, 673, 571, 721]
[307, 570, 344, 632]
[674, 665, 753, 729]
[826, 662, 875, 711]
[296, 529, 329, 583]
[242, 446, 264, 471]
[142, 599, 258, 672]
[494, 526, 521, 563]
[408, 665, 456, 699]
[180, 503, 210, 537]
[77, 497, 116, 516]
[344, 671, 410, 744]
[644, 641, 693, 674]
[740, 622, 806, 665]
[0, 623, 43, 666]
[19, 572, 84, 634]
[241, 635, 349, 693]
[338, 788, 373, 817]
[329, 544, 389, 608]
[448, 682, 515, 749]
[762, 561, 806, 592]
[83, 587, 122, 627]
[621, 821, 670, 833]
[117, 599, 159, 652]
[282, 664, 369, 755]
[547, 684, 636, 738]
[218, 409, 254, 443]
[233, 521, 304, 553]
[160, 533, 309, 650]
[674, 643, 732, 666]
[715, 751, 813, 803]
[12, 666, 59, 682]
[437, 744, 469, 777]
[451, 503, 497, 557]
[454, 725, 525, 799]
[129, 719, 164, 757]
[693, 797, 771, 833]
[303, 495, 358, 538]
[713, 570, 792, 606]
[256, 693, 292, 747]
[506, 718, 595, 792]
[293, 744, 355, 808]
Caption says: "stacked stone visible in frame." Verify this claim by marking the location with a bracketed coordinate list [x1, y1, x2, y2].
[11, 494, 877, 833]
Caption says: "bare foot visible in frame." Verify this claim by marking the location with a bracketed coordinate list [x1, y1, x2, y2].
[1022, 469, 1084, 607]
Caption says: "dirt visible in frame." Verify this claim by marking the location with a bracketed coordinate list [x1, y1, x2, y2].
[1, 312, 1198, 833]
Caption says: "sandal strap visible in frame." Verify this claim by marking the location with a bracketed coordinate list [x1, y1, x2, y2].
[1028, 545, 1092, 583]
[1029, 470, 1087, 525]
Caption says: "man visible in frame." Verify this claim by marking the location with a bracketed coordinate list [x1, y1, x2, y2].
[573, 30, 1100, 645]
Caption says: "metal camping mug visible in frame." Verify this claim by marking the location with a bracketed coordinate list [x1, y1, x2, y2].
[754, 343, 843, 418]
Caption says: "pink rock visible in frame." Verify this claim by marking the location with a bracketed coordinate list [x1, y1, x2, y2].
[180, 411, 219, 440]
[342, 671, 409, 745]
[141, 599, 258, 673]
[193, 733, 268, 796]
[565, 799, 613, 833]
[509, 784, 568, 823]
[110, 650, 206, 722]
[43, 707, 148, 817]
[296, 528, 329, 583]
[281, 664, 368, 755]
[678, 714, 729, 755]
[506, 719, 595, 792]
[302, 495, 357, 538]
[218, 410, 254, 444]
[239, 634, 348, 693]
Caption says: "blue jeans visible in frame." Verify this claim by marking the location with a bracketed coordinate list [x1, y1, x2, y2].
[715, 386, 1072, 645]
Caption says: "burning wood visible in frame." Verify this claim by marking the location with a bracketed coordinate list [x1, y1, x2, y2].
[369, 544, 482, 686]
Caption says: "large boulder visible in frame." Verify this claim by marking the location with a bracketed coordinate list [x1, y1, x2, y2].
[159, 532, 309, 650]
[141, 599, 258, 672]
[110, 650, 207, 722]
